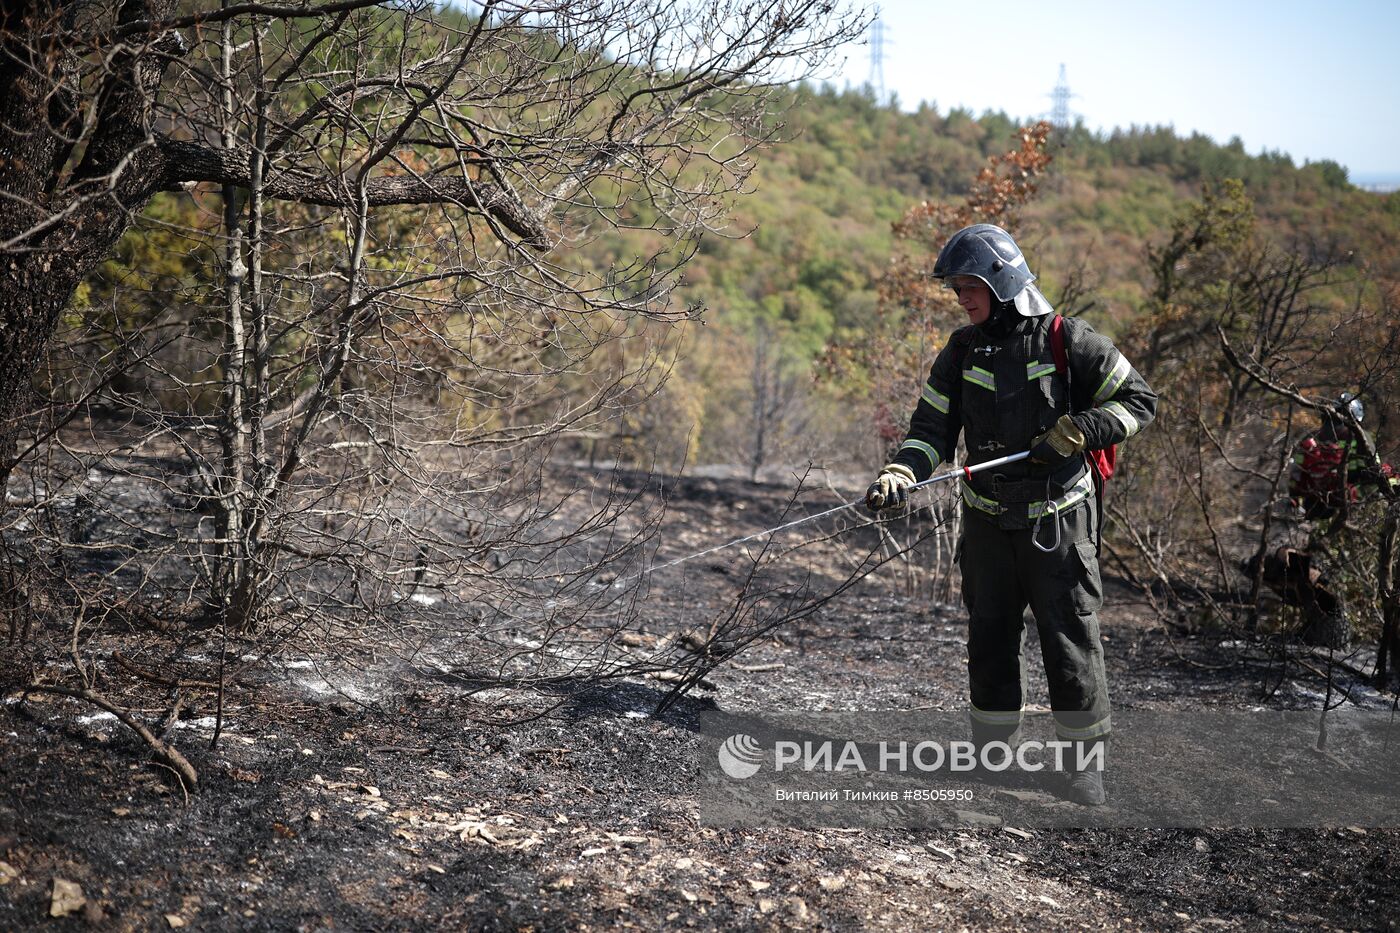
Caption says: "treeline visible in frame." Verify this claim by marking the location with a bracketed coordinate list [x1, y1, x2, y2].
[592, 83, 1400, 471]
[78, 81, 1400, 475]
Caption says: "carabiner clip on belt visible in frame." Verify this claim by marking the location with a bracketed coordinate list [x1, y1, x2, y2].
[1031, 476, 1062, 553]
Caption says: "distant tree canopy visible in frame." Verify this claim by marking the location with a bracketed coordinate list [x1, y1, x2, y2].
[17, 31, 1399, 480]
[52, 64, 1400, 483]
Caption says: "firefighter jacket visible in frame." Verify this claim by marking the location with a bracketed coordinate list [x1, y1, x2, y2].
[1290, 419, 1396, 519]
[890, 313, 1158, 529]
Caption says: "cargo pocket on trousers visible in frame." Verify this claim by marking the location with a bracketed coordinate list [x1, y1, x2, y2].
[1072, 539, 1104, 612]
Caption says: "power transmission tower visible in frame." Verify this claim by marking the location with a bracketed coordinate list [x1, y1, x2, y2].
[1046, 64, 1079, 138]
[867, 9, 886, 103]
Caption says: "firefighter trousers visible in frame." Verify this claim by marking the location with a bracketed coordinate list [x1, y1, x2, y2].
[958, 494, 1111, 744]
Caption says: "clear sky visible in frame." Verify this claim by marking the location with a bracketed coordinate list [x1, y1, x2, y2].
[826, 0, 1400, 181]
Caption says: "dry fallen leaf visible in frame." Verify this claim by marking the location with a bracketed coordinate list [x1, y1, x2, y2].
[747, 879, 770, 892]
[50, 878, 85, 918]
[680, 890, 698, 903]
[580, 847, 607, 857]
[0, 862, 18, 885]
[608, 833, 648, 847]
[166, 913, 186, 928]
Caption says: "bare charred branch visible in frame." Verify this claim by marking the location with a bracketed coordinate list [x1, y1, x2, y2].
[21, 683, 199, 789]
[156, 138, 549, 248]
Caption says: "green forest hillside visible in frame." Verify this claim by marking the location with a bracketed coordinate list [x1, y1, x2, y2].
[662, 83, 1400, 472]
[697, 83, 1396, 340]
[75, 78, 1400, 476]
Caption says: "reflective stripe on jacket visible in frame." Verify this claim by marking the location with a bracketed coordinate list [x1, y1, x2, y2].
[891, 314, 1158, 509]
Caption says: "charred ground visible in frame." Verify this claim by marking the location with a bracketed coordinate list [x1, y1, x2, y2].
[2, 465, 1397, 930]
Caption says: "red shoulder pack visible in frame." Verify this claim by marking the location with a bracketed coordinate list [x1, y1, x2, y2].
[1050, 314, 1117, 482]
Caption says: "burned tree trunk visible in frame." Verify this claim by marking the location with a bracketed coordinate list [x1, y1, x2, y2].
[0, 0, 183, 480]
[1376, 505, 1400, 686]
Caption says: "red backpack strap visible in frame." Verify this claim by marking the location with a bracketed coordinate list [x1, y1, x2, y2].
[1051, 314, 1118, 486]
[1049, 313, 1068, 376]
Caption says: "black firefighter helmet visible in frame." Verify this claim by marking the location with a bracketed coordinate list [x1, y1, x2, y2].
[932, 223, 1053, 316]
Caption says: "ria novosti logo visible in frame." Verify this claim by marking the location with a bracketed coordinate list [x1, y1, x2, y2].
[717, 733, 764, 779]
[714, 734, 1105, 779]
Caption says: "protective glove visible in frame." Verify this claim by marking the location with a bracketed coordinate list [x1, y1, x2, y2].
[1030, 414, 1087, 467]
[865, 463, 917, 512]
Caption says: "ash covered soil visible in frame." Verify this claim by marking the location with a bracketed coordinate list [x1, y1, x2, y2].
[2, 465, 1398, 931]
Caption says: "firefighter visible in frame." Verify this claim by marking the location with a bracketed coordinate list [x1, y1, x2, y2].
[865, 224, 1158, 805]
[1290, 393, 1394, 522]
[1277, 393, 1397, 648]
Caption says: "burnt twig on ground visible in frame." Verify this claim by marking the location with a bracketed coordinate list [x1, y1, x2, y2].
[19, 684, 199, 790]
